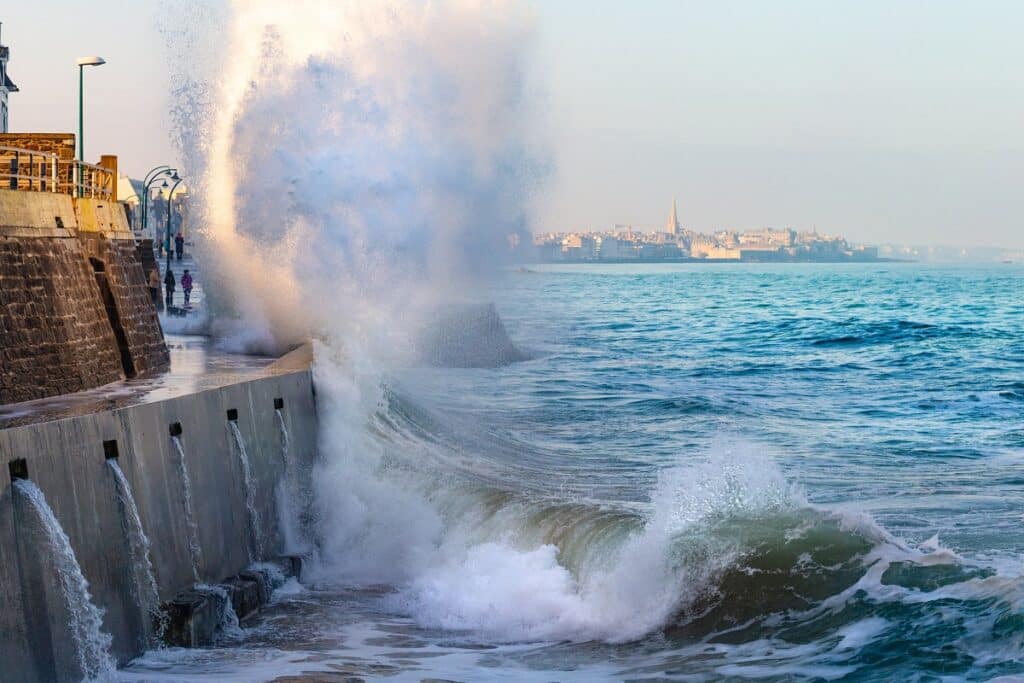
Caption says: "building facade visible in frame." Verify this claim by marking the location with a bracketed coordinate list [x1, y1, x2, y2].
[0, 24, 17, 133]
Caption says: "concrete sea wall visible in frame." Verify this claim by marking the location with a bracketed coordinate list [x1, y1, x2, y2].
[0, 364, 317, 682]
[0, 186, 169, 404]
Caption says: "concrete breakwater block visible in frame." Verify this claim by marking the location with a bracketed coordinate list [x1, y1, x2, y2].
[162, 589, 228, 648]
[162, 555, 303, 647]
[224, 576, 262, 621]
[282, 554, 303, 579]
[238, 570, 271, 605]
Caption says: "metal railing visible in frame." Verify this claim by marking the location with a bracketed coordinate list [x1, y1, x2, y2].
[0, 145, 59, 192]
[64, 159, 115, 200]
[0, 145, 115, 201]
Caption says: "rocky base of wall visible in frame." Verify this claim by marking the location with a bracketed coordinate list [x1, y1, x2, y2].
[163, 556, 304, 647]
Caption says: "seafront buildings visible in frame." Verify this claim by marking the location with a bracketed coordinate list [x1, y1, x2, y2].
[534, 199, 881, 263]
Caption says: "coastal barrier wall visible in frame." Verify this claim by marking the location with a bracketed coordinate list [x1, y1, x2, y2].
[0, 361, 317, 682]
[0, 153, 169, 404]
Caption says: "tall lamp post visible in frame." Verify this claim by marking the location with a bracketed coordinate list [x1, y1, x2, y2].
[165, 176, 185, 274]
[75, 56, 106, 197]
[142, 166, 178, 237]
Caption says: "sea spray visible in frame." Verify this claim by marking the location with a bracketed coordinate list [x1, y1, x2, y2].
[171, 435, 203, 581]
[229, 421, 263, 561]
[173, 1, 543, 352]
[13, 479, 116, 681]
[107, 460, 166, 641]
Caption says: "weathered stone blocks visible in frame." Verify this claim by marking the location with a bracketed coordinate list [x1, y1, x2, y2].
[0, 189, 169, 405]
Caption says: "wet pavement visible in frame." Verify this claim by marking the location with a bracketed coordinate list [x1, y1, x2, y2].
[0, 334, 286, 430]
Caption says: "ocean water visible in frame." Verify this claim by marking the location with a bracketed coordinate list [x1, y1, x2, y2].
[122, 263, 1024, 682]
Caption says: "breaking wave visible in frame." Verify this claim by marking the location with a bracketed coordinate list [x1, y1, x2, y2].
[304, 347, 1024, 667]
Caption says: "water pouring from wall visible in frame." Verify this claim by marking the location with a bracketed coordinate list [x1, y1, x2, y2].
[12, 478, 116, 682]
[229, 421, 263, 562]
[171, 435, 203, 582]
[274, 407, 306, 555]
[275, 408, 290, 465]
[107, 460, 165, 642]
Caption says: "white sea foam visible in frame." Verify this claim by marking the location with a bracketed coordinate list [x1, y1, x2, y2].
[404, 454, 799, 643]
[309, 350, 809, 642]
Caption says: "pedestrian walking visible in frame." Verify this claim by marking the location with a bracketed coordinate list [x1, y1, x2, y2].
[148, 268, 161, 308]
[164, 268, 176, 308]
[181, 269, 194, 307]
[174, 231, 185, 260]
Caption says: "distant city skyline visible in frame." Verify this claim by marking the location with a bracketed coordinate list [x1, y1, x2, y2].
[3, 2, 1024, 248]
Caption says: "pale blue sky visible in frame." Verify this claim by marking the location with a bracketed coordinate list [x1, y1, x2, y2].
[4, 2, 1023, 247]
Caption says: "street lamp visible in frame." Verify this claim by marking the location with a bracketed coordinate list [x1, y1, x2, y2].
[76, 56, 106, 197]
[142, 166, 178, 237]
[165, 175, 185, 275]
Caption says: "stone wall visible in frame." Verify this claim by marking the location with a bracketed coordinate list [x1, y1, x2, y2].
[0, 189, 169, 404]
[0, 133, 75, 160]
[136, 238, 157, 283]
[75, 199, 169, 377]
[0, 230, 124, 404]
[0, 365, 318, 682]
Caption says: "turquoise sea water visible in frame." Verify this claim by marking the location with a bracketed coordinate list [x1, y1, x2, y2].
[124, 263, 1024, 682]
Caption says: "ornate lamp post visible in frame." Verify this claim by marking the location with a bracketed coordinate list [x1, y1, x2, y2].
[165, 176, 185, 274]
[142, 166, 178, 238]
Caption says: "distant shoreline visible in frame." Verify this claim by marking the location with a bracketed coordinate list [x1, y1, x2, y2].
[524, 257, 916, 265]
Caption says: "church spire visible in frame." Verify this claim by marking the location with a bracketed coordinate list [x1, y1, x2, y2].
[666, 198, 680, 235]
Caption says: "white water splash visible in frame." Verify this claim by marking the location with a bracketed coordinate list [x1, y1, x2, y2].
[107, 460, 166, 641]
[308, 345, 808, 644]
[13, 479, 116, 681]
[229, 421, 263, 562]
[195, 584, 244, 642]
[172, 435, 204, 582]
[175, 0, 542, 352]
[393, 447, 801, 642]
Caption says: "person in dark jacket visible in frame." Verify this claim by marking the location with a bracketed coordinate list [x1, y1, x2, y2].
[181, 270, 194, 307]
[174, 232, 185, 260]
[164, 268, 176, 307]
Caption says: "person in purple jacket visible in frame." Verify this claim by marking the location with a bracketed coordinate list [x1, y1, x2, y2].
[181, 269, 194, 307]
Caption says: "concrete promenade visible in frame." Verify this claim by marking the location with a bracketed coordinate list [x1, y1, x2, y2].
[0, 344, 318, 682]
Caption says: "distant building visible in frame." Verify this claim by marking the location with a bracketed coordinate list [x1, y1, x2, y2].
[561, 233, 597, 260]
[597, 235, 623, 260]
[117, 174, 145, 231]
[665, 198, 680, 236]
[0, 23, 18, 133]
[739, 228, 794, 249]
[703, 245, 741, 260]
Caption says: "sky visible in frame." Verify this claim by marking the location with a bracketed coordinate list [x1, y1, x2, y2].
[3, 1, 1023, 248]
